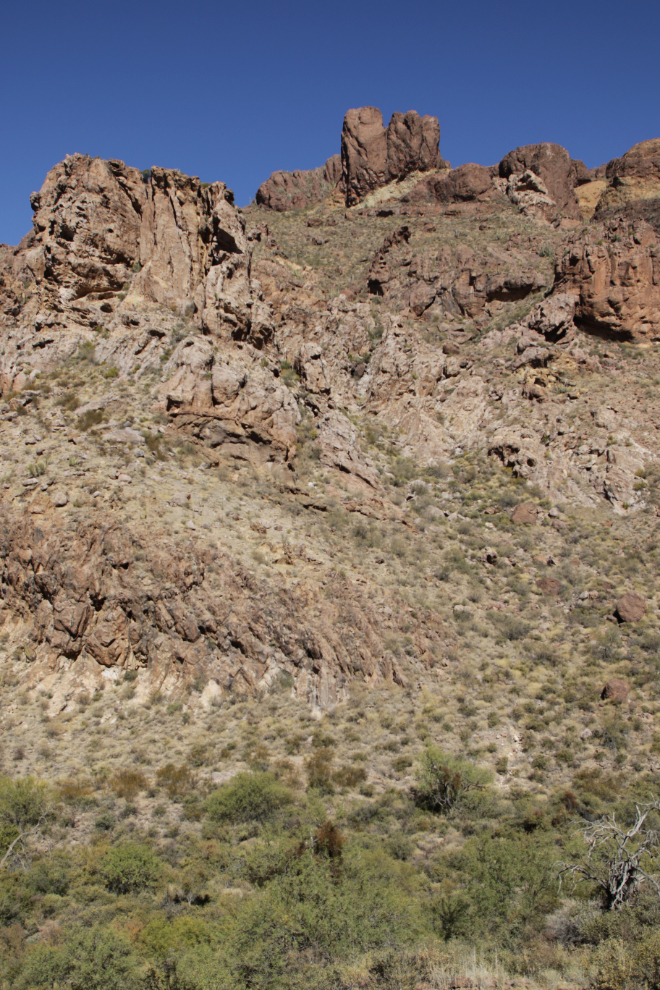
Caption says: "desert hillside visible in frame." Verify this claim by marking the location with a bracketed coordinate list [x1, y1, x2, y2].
[1, 109, 660, 990]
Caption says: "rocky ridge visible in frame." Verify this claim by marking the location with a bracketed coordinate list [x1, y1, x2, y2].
[2, 108, 660, 718]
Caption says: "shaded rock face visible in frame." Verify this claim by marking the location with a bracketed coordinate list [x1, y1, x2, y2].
[499, 143, 589, 219]
[255, 155, 342, 212]
[341, 107, 443, 206]
[554, 219, 660, 340]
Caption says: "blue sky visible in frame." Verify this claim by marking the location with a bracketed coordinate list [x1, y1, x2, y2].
[1, 0, 658, 244]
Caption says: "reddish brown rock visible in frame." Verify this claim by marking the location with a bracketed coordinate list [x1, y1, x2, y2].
[498, 143, 589, 219]
[255, 155, 342, 212]
[601, 678, 631, 702]
[510, 503, 538, 524]
[554, 218, 660, 340]
[615, 591, 646, 623]
[537, 577, 561, 596]
[595, 139, 660, 216]
[403, 163, 498, 205]
[341, 107, 444, 206]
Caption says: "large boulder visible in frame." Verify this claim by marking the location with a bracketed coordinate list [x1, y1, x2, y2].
[616, 592, 646, 623]
[498, 143, 589, 219]
[601, 678, 631, 702]
[255, 155, 342, 211]
[403, 163, 498, 204]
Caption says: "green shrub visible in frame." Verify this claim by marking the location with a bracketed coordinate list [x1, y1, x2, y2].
[15, 924, 138, 990]
[100, 842, 160, 895]
[414, 746, 492, 814]
[205, 772, 292, 826]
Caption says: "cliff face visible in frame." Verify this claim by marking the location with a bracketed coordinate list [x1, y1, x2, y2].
[2, 107, 660, 710]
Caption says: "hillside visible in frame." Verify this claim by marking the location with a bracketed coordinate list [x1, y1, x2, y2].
[1, 108, 660, 990]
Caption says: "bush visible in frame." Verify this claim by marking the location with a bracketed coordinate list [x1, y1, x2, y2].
[205, 772, 292, 827]
[15, 924, 138, 990]
[77, 408, 104, 431]
[414, 746, 492, 814]
[110, 769, 148, 800]
[156, 764, 195, 800]
[305, 748, 335, 794]
[101, 842, 160, 895]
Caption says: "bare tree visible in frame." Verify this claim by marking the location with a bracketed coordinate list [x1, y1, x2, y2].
[559, 800, 660, 910]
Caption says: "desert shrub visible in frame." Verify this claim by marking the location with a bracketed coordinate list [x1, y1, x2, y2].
[188, 744, 212, 768]
[56, 390, 79, 411]
[110, 769, 148, 800]
[26, 854, 71, 896]
[101, 842, 161, 895]
[155, 764, 195, 800]
[77, 408, 104, 431]
[594, 933, 660, 990]
[491, 613, 531, 641]
[0, 776, 52, 851]
[305, 748, 335, 794]
[414, 746, 492, 814]
[14, 923, 138, 990]
[58, 777, 94, 805]
[333, 765, 367, 788]
[205, 772, 292, 827]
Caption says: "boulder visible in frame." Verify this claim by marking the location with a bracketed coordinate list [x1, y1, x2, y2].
[510, 503, 538, 524]
[255, 155, 342, 212]
[498, 143, 589, 219]
[537, 577, 560, 596]
[601, 678, 631, 702]
[403, 163, 497, 205]
[51, 491, 68, 507]
[615, 592, 646, 623]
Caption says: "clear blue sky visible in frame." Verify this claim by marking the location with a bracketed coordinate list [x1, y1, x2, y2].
[1, 0, 659, 245]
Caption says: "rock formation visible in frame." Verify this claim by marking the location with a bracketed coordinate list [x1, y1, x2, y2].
[255, 155, 342, 211]
[2, 113, 660, 711]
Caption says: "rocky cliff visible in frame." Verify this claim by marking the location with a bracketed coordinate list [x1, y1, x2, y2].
[2, 107, 660, 713]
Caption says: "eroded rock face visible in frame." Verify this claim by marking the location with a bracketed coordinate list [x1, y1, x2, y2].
[0, 508, 414, 705]
[341, 107, 444, 206]
[255, 155, 342, 212]
[554, 218, 660, 340]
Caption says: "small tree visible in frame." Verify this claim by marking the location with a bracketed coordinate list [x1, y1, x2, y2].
[559, 800, 660, 910]
[414, 746, 491, 814]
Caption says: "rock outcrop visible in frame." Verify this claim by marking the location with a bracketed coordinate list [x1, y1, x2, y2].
[595, 139, 660, 216]
[498, 143, 589, 219]
[553, 218, 660, 340]
[341, 107, 444, 206]
[255, 155, 343, 211]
